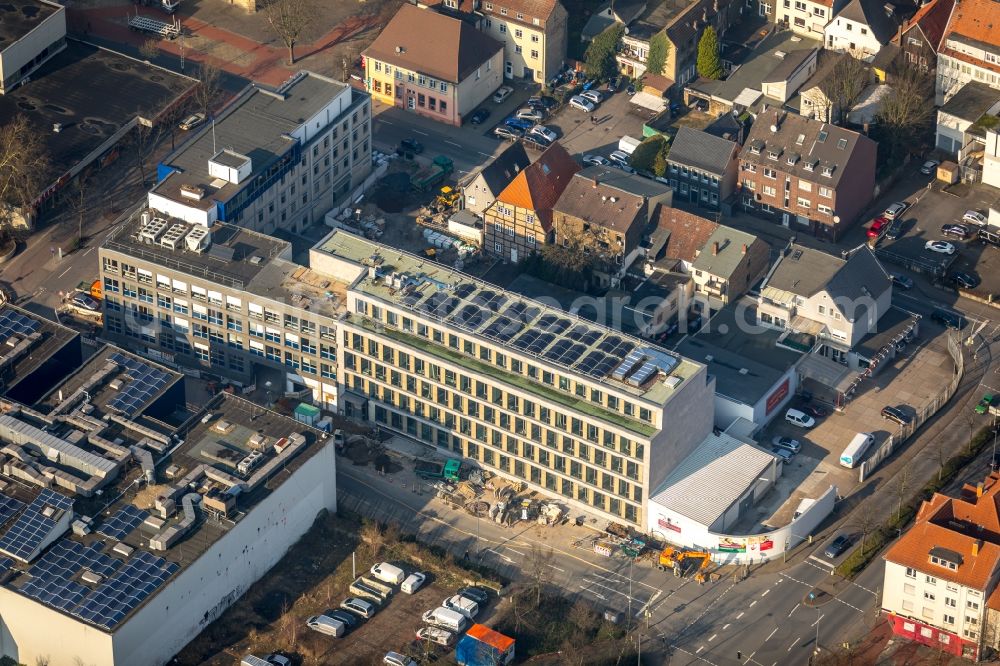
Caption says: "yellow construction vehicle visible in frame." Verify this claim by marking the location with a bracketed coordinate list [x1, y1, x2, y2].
[436, 185, 460, 209]
[657, 548, 714, 581]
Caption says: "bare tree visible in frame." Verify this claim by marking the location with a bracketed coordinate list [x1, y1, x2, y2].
[34, 656, 51, 666]
[569, 598, 598, 634]
[874, 62, 934, 161]
[263, 0, 313, 65]
[933, 437, 950, 482]
[891, 468, 910, 522]
[852, 503, 880, 554]
[825, 54, 869, 125]
[359, 519, 386, 558]
[72, 169, 92, 243]
[129, 122, 159, 188]
[0, 114, 51, 232]
[526, 544, 554, 608]
[192, 62, 223, 120]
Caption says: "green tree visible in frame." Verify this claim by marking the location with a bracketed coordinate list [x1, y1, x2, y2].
[646, 33, 669, 76]
[628, 135, 667, 173]
[584, 23, 624, 80]
[696, 26, 723, 80]
[652, 140, 671, 177]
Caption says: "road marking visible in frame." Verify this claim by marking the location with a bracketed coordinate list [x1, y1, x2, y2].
[708, 634, 717, 642]
[58, 266, 73, 279]
[582, 578, 645, 603]
[636, 590, 662, 618]
[761, 589, 770, 597]
[736, 611, 745, 619]
[749, 600, 757, 607]
[478, 151, 493, 158]
[377, 119, 393, 125]
[82, 248, 93, 257]
[445, 140, 462, 147]
[547, 564, 565, 572]
[766, 627, 778, 642]
[788, 603, 800, 617]
[696, 646, 704, 654]
[413, 129, 428, 135]
[788, 640, 797, 652]
[507, 548, 525, 556]
[812, 614, 825, 627]
[722, 623, 730, 630]
[576, 586, 607, 601]
[671, 645, 719, 665]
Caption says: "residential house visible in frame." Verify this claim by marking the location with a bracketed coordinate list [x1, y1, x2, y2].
[882, 472, 1000, 661]
[767, 0, 843, 40]
[894, 0, 953, 76]
[690, 226, 769, 310]
[934, 80, 1000, 161]
[461, 141, 531, 216]
[646, 206, 720, 271]
[483, 142, 579, 262]
[363, 4, 503, 126]
[665, 127, 740, 210]
[758, 244, 892, 363]
[738, 108, 878, 239]
[581, 0, 646, 41]
[935, 0, 1000, 104]
[551, 167, 672, 286]
[798, 50, 861, 121]
[825, 0, 912, 61]
[475, 0, 569, 83]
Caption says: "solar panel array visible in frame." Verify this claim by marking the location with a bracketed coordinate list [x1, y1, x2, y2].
[0, 494, 25, 526]
[97, 505, 149, 541]
[0, 309, 41, 346]
[398, 282, 664, 381]
[107, 352, 172, 417]
[70, 550, 179, 629]
[0, 556, 13, 576]
[22, 539, 122, 611]
[0, 489, 73, 562]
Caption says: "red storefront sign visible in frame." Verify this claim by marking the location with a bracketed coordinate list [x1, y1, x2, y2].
[658, 517, 681, 533]
[887, 613, 974, 659]
[759, 539, 774, 552]
[765, 378, 790, 415]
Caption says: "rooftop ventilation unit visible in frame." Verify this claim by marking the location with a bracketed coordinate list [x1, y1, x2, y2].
[140, 217, 169, 243]
[159, 224, 189, 250]
[180, 184, 206, 201]
[208, 149, 253, 185]
[184, 226, 211, 253]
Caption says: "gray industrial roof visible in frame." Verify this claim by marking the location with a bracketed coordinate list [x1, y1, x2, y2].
[650, 431, 776, 528]
[667, 127, 738, 176]
[939, 80, 1000, 122]
[0, 0, 58, 45]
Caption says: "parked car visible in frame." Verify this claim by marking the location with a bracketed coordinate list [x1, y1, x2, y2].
[771, 447, 794, 463]
[341, 597, 377, 619]
[931, 308, 965, 329]
[443, 594, 479, 619]
[890, 273, 913, 290]
[881, 405, 911, 425]
[771, 436, 802, 454]
[920, 159, 940, 175]
[504, 116, 534, 131]
[925, 240, 957, 254]
[327, 609, 360, 631]
[527, 95, 557, 110]
[607, 76, 620, 92]
[179, 112, 206, 130]
[515, 107, 546, 122]
[492, 85, 513, 103]
[401, 572, 426, 594]
[867, 216, 889, 239]
[384, 652, 417, 666]
[626, 83, 636, 96]
[582, 154, 611, 166]
[885, 218, 906, 240]
[941, 223, 971, 239]
[824, 534, 852, 558]
[469, 108, 491, 125]
[494, 125, 524, 141]
[370, 562, 406, 584]
[608, 150, 632, 168]
[399, 138, 424, 154]
[948, 271, 980, 289]
[71, 293, 100, 311]
[785, 408, 816, 429]
[580, 90, 603, 105]
[803, 404, 828, 419]
[569, 96, 596, 112]
[530, 125, 558, 143]
[963, 210, 988, 226]
[457, 586, 490, 606]
[883, 202, 907, 220]
[522, 134, 551, 151]
[306, 614, 346, 637]
[416, 626, 456, 646]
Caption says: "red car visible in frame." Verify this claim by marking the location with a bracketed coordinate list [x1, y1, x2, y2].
[867, 217, 889, 239]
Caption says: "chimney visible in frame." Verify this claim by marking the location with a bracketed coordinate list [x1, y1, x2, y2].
[742, 243, 748, 255]
[973, 539, 983, 557]
[712, 241, 719, 255]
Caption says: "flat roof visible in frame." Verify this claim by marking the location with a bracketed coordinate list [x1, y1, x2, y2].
[0, 41, 194, 184]
[317, 230, 703, 407]
[650, 430, 776, 527]
[855, 306, 919, 360]
[103, 215, 291, 291]
[0, 0, 58, 46]
[151, 72, 357, 208]
[677, 300, 802, 406]
[247, 258, 349, 319]
[0, 392, 329, 632]
[0, 304, 78, 394]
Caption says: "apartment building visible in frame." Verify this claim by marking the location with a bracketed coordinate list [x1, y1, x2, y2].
[150, 71, 372, 234]
[824, 0, 909, 61]
[317, 231, 715, 527]
[895, 0, 953, 76]
[690, 226, 770, 311]
[764, 0, 841, 40]
[882, 473, 1000, 661]
[483, 142, 579, 263]
[738, 108, 877, 239]
[99, 217, 347, 409]
[364, 4, 503, 126]
[935, 0, 1000, 104]
[473, 0, 568, 84]
[665, 127, 740, 210]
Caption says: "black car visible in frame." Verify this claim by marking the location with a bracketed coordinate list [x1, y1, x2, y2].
[326, 609, 361, 631]
[607, 76, 620, 92]
[522, 135, 551, 151]
[469, 108, 491, 125]
[881, 405, 911, 425]
[458, 586, 490, 606]
[803, 405, 828, 419]
[527, 95, 557, 110]
[931, 308, 965, 330]
[948, 271, 980, 289]
[885, 218, 905, 240]
[493, 125, 524, 141]
[824, 535, 852, 558]
[941, 223, 971, 239]
[399, 138, 424, 154]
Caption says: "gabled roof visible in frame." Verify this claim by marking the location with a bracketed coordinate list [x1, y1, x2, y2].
[940, 0, 1000, 52]
[836, 0, 911, 45]
[900, 0, 954, 51]
[554, 167, 670, 234]
[364, 4, 503, 83]
[764, 245, 889, 313]
[495, 142, 580, 229]
[471, 142, 531, 197]
[667, 127, 739, 176]
[650, 206, 719, 264]
[690, 226, 763, 279]
[480, 0, 565, 22]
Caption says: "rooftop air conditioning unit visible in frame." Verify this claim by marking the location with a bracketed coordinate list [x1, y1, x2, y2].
[180, 184, 206, 201]
[185, 226, 211, 253]
[160, 224, 189, 250]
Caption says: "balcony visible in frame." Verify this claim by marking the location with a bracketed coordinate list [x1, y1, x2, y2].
[701, 280, 727, 297]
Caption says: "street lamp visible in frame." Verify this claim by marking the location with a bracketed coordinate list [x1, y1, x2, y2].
[815, 606, 821, 654]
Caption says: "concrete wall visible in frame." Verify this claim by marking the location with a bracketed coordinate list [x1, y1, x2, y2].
[0, 586, 115, 666]
[293, 83, 354, 144]
[0, 4, 65, 92]
[983, 129, 1000, 189]
[935, 109, 975, 156]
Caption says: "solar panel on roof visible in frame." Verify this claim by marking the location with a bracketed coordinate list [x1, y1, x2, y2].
[612, 349, 647, 381]
[628, 361, 658, 386]
[0, 494, 25, 526]
[0, 489, 72, 562]
[454, 283, 476, 298]
[97, 505, 149, 541]
[107, 354, 172, 417]
[0, 309, 41, 346]
[70, 550, 179, 630]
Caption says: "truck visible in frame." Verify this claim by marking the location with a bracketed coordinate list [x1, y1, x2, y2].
[77, 279, 102, 301]
[411, 155, 454, 192]
[349, 577, 391, 604]
[456, 624, 516, 666]
[618, 135, 642, 155]
[415, 458, 462, 482]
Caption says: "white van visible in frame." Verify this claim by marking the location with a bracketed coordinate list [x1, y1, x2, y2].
[422, 606, 469, 632]
[370, 562, 405, 585]
[785, 408, 816, 429]
[306, 614, 346, 637]
[840, 432, 875, 469]
[443, 594, 479, 619]
[401, 571, 426, 594]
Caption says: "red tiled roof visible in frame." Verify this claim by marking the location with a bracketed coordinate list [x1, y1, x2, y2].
[652, 206, 719, 264]
[900, 0, 954, 50]
[941, 0, 1000, 49]
[482, 0, 564, 22]
[496, 142, 580, 229]
[939, 47, 1000, 76]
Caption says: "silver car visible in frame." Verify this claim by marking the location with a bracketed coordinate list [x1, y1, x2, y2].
[341, 597, 376, 619]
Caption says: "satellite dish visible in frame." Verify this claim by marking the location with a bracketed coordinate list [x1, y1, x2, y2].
[770, 124, 778, 132]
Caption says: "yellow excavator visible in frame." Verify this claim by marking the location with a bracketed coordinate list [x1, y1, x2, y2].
[657, 547, 713, 582]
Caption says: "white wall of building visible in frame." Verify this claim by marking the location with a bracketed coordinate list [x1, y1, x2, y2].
[824, 16, 882, 60]
[779, 0, 831, 39]
[0, 4, 66, 91]
[148, 189, 217, 227]
[713, 370, 796, 430]
[456, 50, 504, 119]
[984, 129, 1000, 189]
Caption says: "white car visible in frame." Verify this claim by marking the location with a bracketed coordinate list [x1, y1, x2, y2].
[492, 85, 513, 103]
[179, 112, 206, 130]
[582, 154, 610, 166]
[920, 159, 940, 175]
[963, 210, 987, 226]
[515, 107, 545, 122]
[569, 95, 596, 112]
[883, 202, 907, 220]
[579, 90, 603, 105]
[925, 240, 957, 255]
[401, 571, 426, 594]
[608, 150, 634, 172]
[416, 626, 456, 646]
[384, 652, 417, 666]
[530, 125, 558, 143]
